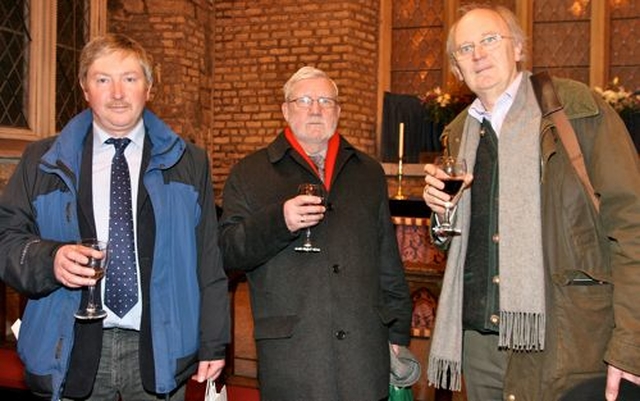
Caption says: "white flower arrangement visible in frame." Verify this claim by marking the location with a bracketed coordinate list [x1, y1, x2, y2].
[420, 87, 473, 126]
[594, 77, 640, 117]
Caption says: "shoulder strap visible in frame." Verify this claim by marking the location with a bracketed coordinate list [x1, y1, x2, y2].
[530, 71, 600, 212]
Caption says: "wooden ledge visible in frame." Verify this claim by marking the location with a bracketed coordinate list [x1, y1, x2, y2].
[0, 139, 29, 160]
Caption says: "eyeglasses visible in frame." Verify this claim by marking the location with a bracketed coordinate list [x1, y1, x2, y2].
[452, 33, 512, 60]
[287, 96, 339, 109]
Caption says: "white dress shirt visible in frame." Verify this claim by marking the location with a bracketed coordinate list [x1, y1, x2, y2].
[92, 120, 144, 330]
[468, 71, 523, 137]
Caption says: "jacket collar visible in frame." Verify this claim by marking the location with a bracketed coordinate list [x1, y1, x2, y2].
[442, 72, 602, 155]
[266, 131, 359, 178]
[41, 108, 185, 176]
[551, 76, 600, 120]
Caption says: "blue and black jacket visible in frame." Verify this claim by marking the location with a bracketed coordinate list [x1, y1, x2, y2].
[0, 109, 229, 400]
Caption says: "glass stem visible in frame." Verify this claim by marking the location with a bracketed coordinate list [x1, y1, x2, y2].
[444, 205, 452, 227]
[86, 285, 97, 311]
[304, 228, 312, 246]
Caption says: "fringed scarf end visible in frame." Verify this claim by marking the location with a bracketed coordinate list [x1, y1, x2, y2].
[499, 311, 546, 351]
[427, 355, 462, 391]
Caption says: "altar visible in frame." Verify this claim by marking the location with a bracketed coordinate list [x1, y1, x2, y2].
[389, 198, 460, 401]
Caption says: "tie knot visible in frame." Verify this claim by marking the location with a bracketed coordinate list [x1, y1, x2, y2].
[309, 154, 325, 169]
[106, 137, 131, 155]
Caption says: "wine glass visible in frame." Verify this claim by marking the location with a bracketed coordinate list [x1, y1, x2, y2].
[294, 183, 325, 253]
[434, 156, 467, 237]
[74, 239, 109, 320]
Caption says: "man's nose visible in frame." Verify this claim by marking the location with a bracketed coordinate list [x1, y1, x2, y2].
[112, 81, 124, 98]
[472, 44, 487, 59]
[308, 99, 323, 113]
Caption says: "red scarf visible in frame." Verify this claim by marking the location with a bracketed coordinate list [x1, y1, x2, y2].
[284, 127, 340, 191]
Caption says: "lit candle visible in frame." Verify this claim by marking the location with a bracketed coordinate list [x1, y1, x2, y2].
[398, 122, 405, 160]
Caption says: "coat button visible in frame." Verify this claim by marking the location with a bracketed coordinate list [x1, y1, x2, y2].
[490, 314, 499, 325]
[507, 394, 516, 401]
[332, 264, 341, 273]
[492, 233, 500, 243]
[335, 330, 347, 340]
[492, 275, 500, 284]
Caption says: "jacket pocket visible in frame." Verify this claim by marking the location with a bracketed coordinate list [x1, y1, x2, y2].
[552, 269, 609, 286]
[565, 225, 611, 284]
[375, 304, 398, 325]
[551, 273, 612, 380]
[18, 290, 79, 397]
[254, 315, 299, 340]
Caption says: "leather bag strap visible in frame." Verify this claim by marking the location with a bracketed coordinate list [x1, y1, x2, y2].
[531, 71, 600, 212]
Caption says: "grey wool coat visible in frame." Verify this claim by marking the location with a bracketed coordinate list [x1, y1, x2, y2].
[219, 132, 413, 401]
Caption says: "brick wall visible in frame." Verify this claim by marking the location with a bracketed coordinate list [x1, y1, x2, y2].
[210, 0, 380, 194]
[108, 0, 216, 153]
[108, 0, 380, 196]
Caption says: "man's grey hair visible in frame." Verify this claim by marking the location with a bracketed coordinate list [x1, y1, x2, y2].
[282, 66, 339, 101]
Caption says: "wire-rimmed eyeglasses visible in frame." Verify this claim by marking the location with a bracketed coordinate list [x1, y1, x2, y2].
[287, 96, 339, 109]
[452, 33, 513, 60]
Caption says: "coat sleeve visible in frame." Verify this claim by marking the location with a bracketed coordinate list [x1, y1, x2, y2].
[193, 148, 230, 361]
[0, 143, 66, 297]
[589, 96, 640, 375]
[375, 170, 413, 346]
[587, 95, 640, 375]
[219, 162, 299, 272]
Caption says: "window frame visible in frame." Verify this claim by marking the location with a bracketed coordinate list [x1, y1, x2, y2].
[0, 0, 107, 148]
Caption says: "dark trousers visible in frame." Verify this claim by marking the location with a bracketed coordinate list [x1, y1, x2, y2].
[462, 330, 507, 401]
[63, 328, 186, 401]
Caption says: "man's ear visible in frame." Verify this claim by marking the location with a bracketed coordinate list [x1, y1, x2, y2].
[514, 42, 524, 63]
[80, 81, 90, 102]
[451, 64, 464, 81]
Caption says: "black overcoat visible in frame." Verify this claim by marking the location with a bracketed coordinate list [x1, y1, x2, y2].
[220, 133, 412, 401]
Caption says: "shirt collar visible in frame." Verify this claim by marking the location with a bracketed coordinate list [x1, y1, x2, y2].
[468, 71, 523, 124]
[94, 119, 145, 148]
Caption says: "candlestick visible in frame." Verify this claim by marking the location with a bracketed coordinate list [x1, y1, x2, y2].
[394, 159, 406, 200]
[395, 123, 406, 199]
[398, 122, 405, 160]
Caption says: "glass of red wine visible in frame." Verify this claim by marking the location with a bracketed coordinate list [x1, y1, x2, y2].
[434, 156, 467, 236]
[294, 183, 325, 253]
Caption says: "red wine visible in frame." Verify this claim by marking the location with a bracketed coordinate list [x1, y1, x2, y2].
[443, 179, 464, 196]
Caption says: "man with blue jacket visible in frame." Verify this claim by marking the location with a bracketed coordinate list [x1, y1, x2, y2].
[0, 34, 229, 400]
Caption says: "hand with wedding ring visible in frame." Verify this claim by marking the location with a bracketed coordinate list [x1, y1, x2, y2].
[423, 162, 474, 216]
[283, 193, 326, 233]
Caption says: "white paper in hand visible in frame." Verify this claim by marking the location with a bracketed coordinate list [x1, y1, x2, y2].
[204, 379, 227, 401]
